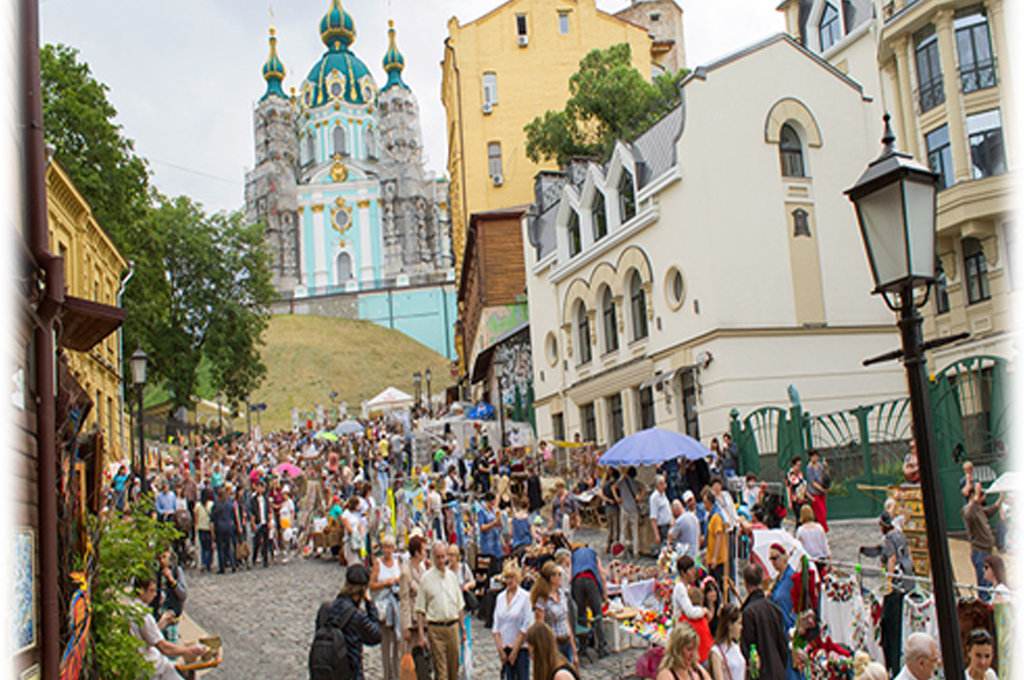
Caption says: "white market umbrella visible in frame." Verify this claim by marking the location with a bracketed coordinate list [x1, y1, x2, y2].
[986, 471, 1019, 494]
[751, 528, 815, 579]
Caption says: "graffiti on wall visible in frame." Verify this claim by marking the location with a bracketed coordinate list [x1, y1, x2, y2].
[495, 336, 532, 411]
[476, 303, 529, 354]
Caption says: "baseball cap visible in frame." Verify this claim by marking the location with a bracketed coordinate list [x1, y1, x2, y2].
[682, 490, 695, 503]
[879, 511, 894, 529]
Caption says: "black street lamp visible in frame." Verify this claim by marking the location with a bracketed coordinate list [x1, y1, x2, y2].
[130, 346, 148, 493]
[493, 360, 505, 449]
[846, 114, 962, 679]
[216, 391, 224, 435]
[425, 368, 432, 416]
[413, 372, 422, 410]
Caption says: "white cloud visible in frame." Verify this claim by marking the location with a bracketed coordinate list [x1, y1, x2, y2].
[41, 0, 783, 215]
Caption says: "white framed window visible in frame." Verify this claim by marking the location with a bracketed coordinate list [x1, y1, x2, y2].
[516, 14, 528, 37]
[967, 109, 1006, 179]
[558, 12, 570, 35]
[488, 142, 503, 179]
[483, 72, 498, 106]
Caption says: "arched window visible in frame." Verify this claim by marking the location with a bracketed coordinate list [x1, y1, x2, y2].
[780, 124, 805, 177]
[592, 191, 608, 242]
[577, 303, 592, 365]
[336, 252, 353, 282]
[333, 125, 348, 157]
[303, 134, 315, 166]
[819, 3, 841, 51]
[365, 127, 378, 159]
[618, 170, 636, 223]
[629, 270, 648, 341]
[567, 209, 582, 257]
[602, 287, 619, 353]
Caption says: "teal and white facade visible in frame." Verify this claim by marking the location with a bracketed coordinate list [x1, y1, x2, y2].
[245, 1, 456, 358]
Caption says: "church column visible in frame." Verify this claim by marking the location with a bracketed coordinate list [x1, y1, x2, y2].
[311, 204, 328, 289]
[358, 198, 374, 282]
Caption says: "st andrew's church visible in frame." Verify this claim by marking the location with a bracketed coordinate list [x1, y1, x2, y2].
[244, 0, 456, 359]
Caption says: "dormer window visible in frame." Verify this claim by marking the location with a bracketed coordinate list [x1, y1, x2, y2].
[819, 3, 841, 51]
[618, 171, 636, 223]
[567, 209, 582, 257]
[592, 191, 608, 242]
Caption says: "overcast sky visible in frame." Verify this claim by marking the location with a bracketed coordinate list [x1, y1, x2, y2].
[40, 0, 784, 215]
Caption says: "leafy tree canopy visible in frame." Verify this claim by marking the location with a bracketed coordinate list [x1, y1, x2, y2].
[40, 43, 150, 244]
[524, 43, 688, 167]
[41, 44, 275, 410]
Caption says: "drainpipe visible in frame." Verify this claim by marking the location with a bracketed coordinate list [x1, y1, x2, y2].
[23, 0, 63, 676]
[117, 261, 134, 461]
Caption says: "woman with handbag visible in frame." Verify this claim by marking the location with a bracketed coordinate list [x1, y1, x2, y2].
[370, 535, 403, 680]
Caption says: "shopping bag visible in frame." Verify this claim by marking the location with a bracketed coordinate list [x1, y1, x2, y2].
[413, 645, 432, 680]
[400, 653, 417, 680]
[460, 613, 473, 680]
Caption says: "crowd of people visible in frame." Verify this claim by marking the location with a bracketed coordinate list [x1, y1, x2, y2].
[109, 419, 1011, 680]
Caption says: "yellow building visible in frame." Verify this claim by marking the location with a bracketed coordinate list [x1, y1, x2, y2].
[46, 159, 129, 467]
[442, 0, 655, 282]
[778, 0, 1016, 368]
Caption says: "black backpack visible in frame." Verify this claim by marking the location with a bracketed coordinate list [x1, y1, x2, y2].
[309, 601, 355, 680]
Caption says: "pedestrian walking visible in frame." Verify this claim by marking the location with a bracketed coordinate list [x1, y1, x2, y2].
[370, 535, 403, 680]
[399, 535, 427, 657]
[805, 450, 829, 532]
[614, 466, 645, 559]
[492, 561, 532, 680]
[211, 486, 237, 574]
[194, 487, 214, 573]
[740, 562, 788, 680]
[703, 489, 728, 586]
[599, 468, 621, 553]
[649, 475, 673, 555]
[326, 564, 382, 680]
[525, 621, 580, 680]
[709, 603, 746, 680]
[250, 480, 272, 568]
[416, 541, 465, 680]
[531, 561, 577, 665]
[962, 482, 1002, 601]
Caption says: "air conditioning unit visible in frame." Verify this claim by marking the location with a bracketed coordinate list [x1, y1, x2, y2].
[492, 174, 504, 187]
[482, 101, 494, 115]
[517, 34, 529, 47]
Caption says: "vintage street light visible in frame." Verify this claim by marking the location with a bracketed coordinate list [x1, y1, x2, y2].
[845, 114, 962, 679]
[216, 391, 224, 435]
[413, 372, 422, 410]
[130, 346, 148, 492]
[493, 360, 505, 449]
[425, 368, 432, 416]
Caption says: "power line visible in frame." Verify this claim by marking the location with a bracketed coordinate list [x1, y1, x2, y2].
[148, 157, 241, 185]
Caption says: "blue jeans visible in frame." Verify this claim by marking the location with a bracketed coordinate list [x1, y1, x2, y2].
[198, 530, 213, 571]
[502, 647, 529, 680]
[558, 642, 575, 666]
[971, 550, 992, 601]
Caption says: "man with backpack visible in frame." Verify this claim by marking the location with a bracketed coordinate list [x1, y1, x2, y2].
[309, 565, 381, 680]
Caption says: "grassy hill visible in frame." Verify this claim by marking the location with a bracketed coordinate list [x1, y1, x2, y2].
[250, 315, 454, 431]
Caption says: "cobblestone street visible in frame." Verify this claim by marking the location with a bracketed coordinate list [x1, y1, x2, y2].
[184, 518, 920, 679]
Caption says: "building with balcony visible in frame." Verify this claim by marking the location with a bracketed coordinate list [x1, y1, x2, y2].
[778, 0, 1015, 370]
[521, 34, 908, 446]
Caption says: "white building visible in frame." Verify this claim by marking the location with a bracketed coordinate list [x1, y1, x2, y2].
[522, 33, 910, 446]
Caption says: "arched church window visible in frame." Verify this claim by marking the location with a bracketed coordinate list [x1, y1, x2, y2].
[333, 125, 349, 157]
[366, 127, 378, 159]
[780, 124, 805, 177]
[336, 252, 353, 282]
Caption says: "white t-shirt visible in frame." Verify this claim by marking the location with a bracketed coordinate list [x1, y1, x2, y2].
[649, 490, 673, 525]
[796, 523, 830, 559]
[279, 497, 296, 526]
[672, 581, 703, 620]
[130, 604, 179, 680]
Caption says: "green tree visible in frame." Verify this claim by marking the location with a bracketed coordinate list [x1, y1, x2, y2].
[125, 197, 275, 411]
[40, 43, 150, 244]
[524, 43, 687, 167]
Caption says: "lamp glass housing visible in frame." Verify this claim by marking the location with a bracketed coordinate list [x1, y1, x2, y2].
[131, 348, 148, 386]
[854, 176, 936, 291]
[494, 361, 505, 379]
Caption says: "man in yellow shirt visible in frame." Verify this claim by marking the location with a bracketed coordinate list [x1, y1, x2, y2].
[703, 488, 728, 585]
[415, 542, 465, 680]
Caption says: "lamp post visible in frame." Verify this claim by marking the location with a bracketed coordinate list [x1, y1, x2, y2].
[425, 368, 432, 416]
[216, 391, 224, 435]
[130, 347, 148, 493]
[413, 372, 422, 411]
[845, 114, 963, 679]
[493, 360, 505, 449]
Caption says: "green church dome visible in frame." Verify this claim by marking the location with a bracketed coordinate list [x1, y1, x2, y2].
[261, 27, 287, 101]
[382, 20, 408, 92]
[303, 0, 377, 108]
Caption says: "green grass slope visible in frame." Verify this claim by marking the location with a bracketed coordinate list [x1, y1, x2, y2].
[251, 315, 454, 431]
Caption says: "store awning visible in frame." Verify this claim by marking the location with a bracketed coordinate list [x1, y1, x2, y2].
[59, 295, 126, 352]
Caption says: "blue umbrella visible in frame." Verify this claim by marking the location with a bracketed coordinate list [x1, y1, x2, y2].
[466, 402, 496, 420]
[598, 428, 715, 467]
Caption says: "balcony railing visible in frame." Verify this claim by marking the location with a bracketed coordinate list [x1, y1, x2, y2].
[915, 77, 945, 114]
[960, 58, 997, 94]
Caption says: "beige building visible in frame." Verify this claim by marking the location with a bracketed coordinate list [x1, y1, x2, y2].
[441, 0, 655, 285]
[778, 0, 1016, 368]
[46, 160, 129, 465]
[521, 34, 909, 446]
[613, 0, 687, 76]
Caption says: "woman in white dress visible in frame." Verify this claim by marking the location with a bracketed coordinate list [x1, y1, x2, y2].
[370, 535, 403, 680]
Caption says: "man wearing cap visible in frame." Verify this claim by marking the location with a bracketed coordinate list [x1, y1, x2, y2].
[328, 564, 382, 680]
[416, 541, 465, 680]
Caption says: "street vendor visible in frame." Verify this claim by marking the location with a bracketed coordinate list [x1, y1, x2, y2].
[570, 544, 610, 658]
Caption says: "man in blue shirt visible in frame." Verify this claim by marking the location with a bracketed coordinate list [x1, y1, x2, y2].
[112, 465, 129, 512]
[478, 492, 503, 565]
[571, 545, 610, 659]
[155, 482, 177, 523]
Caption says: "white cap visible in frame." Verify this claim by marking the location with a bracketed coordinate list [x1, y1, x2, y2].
[682, 490, 695, 502]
